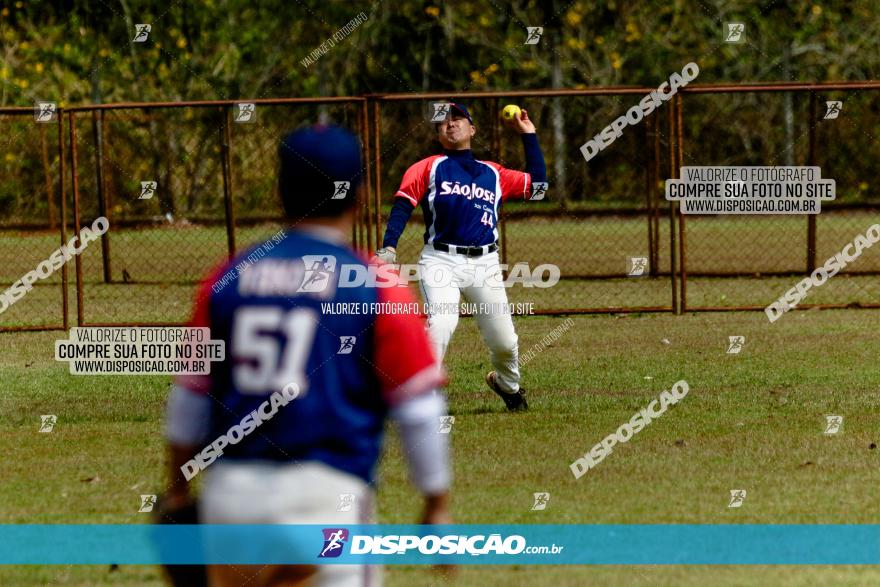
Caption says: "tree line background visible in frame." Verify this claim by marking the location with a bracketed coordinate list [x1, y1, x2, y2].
[1, 0, 879, 224]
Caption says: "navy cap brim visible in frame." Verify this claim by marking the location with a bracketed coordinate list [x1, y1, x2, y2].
[449, 103, 472, 122]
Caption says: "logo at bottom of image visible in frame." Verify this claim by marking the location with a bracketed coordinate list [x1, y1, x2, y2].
[319, 528, 349, 558]
[318, 529, 541, 558]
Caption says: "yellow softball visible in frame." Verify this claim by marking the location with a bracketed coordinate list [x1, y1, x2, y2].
[501, 104, 521, 122]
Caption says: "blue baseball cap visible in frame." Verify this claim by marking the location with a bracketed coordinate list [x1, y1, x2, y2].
[278, 124, 363, 219]
[448, 101, 472, 123]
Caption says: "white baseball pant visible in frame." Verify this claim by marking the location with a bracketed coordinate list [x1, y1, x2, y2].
[199, 460, 380, 587]
[418, 245, 520, 392]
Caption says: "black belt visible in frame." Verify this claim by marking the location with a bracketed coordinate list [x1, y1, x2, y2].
[431, 242, 498, 257]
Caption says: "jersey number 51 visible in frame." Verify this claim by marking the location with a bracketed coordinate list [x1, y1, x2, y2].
[231, 307, 318, 395]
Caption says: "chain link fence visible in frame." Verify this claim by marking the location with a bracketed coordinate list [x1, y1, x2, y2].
[2, 83, 879, 331]
[0, 99, 367, 330]
[678, 86, 880, 311]
[0, 107, 69, 331]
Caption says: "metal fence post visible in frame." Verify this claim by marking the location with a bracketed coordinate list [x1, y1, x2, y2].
[807, 93, 818, 273]
[667, 106, 679, 315]
[352, 102, 362, 248]
[372, 100, 382, 252]
[645, 115, 657, 277]
[652, 111, 661, 276]
[352, 102, 361, 248]
[68, 111, 85, 326]
[219, 106, 237, 258]
[676, 93, 687, 312]
[58, 109, 69, 330]
[361, 98, 375, 253]
[360, 98, 373, 251]
[92, 110, 112, 283]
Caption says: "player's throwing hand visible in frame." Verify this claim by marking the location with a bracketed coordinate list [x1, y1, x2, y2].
[508, 109, 536, 134]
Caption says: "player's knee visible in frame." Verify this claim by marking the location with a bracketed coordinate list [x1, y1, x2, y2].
[490, 330, 518, 358]
[428, 312, 458, 338]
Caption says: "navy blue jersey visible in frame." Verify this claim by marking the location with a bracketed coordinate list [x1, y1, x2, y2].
[176, 229, 442, 485]
[395, 151, 534, 247]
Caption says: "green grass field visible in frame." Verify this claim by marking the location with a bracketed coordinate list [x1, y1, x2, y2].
[1, 213, 880, 585]
[2, 307, 880, 585]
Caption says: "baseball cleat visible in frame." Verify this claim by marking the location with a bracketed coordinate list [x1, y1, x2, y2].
[485, 371, 528, 411]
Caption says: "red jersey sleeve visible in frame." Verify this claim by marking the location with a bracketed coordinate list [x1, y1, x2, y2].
[486, 161, 532, 201]
[394, 156, 440, 206]
[174, 260, 231, 395]
[372, 281, 445, 407]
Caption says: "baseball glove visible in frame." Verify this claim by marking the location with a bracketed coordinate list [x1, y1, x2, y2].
[373, 247, 397, 264]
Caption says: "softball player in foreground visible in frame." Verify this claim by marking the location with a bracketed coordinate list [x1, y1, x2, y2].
[376, 101, 548, 411]
[163, 125, 451, 586]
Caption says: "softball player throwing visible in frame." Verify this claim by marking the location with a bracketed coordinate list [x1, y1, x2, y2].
[376, 102, 547, 411]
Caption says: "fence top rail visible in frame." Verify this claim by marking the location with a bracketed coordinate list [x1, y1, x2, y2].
[3, 80, 879, 114]
[63, 96, 366, 112]
[370, 80, 880, 101]
[0, 107, 44, 115]
[683, 81, 880, 93]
